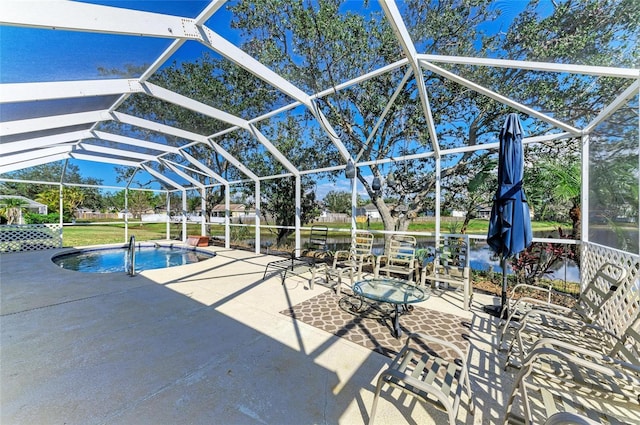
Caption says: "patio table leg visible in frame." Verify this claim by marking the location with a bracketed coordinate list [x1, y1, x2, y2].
[393, 304, 401, 338]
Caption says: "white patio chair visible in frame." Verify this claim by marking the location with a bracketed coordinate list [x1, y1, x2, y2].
[422, 235, 472, 310]
[504, 338, 640, 424]
[499, 262, 627, 348]
[369, 333, 474, 425]
[374, 234, 419, 283]
[316, 230, 375, 295]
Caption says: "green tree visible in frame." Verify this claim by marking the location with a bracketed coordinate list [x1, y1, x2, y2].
[105, 0, 637, 245]
[36, 187, 85, 221]
[442, 156, 497, 234]
[63, 187, 85, 220]
[230, 0, 638, 235]
[247, 117, 323, 246]
[323, 191, 353, 214]
[3, 163, 104, 208]
[35, 190, 60, 214]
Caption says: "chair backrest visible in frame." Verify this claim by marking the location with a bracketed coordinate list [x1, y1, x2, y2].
[588, 262, 640, 343]
[437, 235, 470, 270]
[351, 231, 374, 258]
[304, 225, 328, 254]
[576, 262, 627, 321]
[385, 234, 417, 267]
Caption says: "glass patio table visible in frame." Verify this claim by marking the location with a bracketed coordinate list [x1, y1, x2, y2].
[352, 278, 428, 338]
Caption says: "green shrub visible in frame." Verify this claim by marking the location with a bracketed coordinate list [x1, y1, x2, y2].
[24, 212, 60, 224]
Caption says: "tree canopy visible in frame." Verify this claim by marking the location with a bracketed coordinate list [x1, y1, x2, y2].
[57, 0, 638, 242]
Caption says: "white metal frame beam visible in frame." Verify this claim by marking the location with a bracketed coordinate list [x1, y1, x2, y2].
[92, 130, 182, 155]
[419, 54, 640, 79]
[0, 110, 111, 137]
[160, 160, 205, 189]
[0, 1, 201, 40]
[110, 112, 260, 181]
[2, 130, 90, 154]
[141, 164, 184, 190]
[75, 144, 158, 162]
[0, 152, 70, 174]
[380, 0, 441, 157]
[584, 80, 640, 133]
[1, 79, 142, 103]
[70, 153, 140, 168]
[419, 59, 582, 135]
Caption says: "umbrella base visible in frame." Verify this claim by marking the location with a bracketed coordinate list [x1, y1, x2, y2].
[483, 304, 507, 319]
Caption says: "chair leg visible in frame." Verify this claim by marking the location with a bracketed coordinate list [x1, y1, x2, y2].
[368, 374, 386, 425]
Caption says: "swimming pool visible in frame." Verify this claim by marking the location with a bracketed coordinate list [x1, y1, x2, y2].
[52, 244, 215, 273]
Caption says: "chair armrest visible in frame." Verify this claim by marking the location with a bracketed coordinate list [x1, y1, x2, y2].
[331, 250, 351, 267]
[380, 367, 455, 414]
[355, 253, 376, 263]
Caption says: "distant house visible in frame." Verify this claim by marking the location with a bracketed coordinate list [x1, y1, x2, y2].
[355, 204, 380, 219]
[474, 204, 533, 220]
[476, 205, 492, 219]
[211, 204, 248, 218]
[0, 195, 48, 215]
[0, 195, 47, 225]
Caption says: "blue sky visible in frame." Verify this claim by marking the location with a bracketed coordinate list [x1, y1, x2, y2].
[1, 0, 552, 198]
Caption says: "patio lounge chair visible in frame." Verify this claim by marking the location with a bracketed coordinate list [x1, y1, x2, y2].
[374, 234, 419, 284]
[504, 338, 640, 424]
[263, 225, 329, 285]
[499, 262, 627, 348]
[421, 235, 472, 310]
[503, 260, 638, 368]
[506, 303, 640, 370]
[314, 230, 375, 295]
[369, 333, 474, 425]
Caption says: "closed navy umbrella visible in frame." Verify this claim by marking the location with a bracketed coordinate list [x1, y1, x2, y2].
[485, 113, 533, 317]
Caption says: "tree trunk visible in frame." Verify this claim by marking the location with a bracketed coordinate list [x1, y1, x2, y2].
[459, 212, 473, 234]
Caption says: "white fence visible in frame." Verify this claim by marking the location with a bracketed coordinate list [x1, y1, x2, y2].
[0, 224, 63, 252]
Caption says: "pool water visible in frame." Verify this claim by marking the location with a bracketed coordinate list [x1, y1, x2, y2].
[53, 245, 215, 273]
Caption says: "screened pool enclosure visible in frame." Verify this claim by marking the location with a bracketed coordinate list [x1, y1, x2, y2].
[1, 1, 638, 279]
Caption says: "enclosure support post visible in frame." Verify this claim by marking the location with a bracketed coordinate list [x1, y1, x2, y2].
[181, 190, 187, 242]
[435, 156, 441, 241]
[165, 191, 170, 240]
[295, 175, 301, 254]
[224, 184, 230, 249]
[351, 170, 357, 238]
[255, 180, 261, 254]
[58, 184, 63, 231]
[201, 187, 206, 236]
[580, 133, 590, 291]
[124, 188, 129, 242]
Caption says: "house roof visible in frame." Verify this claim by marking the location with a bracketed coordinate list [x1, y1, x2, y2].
[212, 204, 246, 212]
[0, 195, 46, 209]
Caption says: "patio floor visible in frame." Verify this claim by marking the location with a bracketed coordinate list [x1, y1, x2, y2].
[1, 245, 516, 424]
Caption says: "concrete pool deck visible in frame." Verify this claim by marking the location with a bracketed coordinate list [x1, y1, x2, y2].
[1, 245, 515, 424]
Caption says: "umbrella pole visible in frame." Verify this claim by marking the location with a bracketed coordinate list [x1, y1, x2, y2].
[501, 255, 508, 317]
[483, 255, 509, 319]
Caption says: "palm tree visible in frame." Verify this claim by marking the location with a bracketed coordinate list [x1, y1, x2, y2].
[0, 197, 30, 225]
[539, 160, 581, 267]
